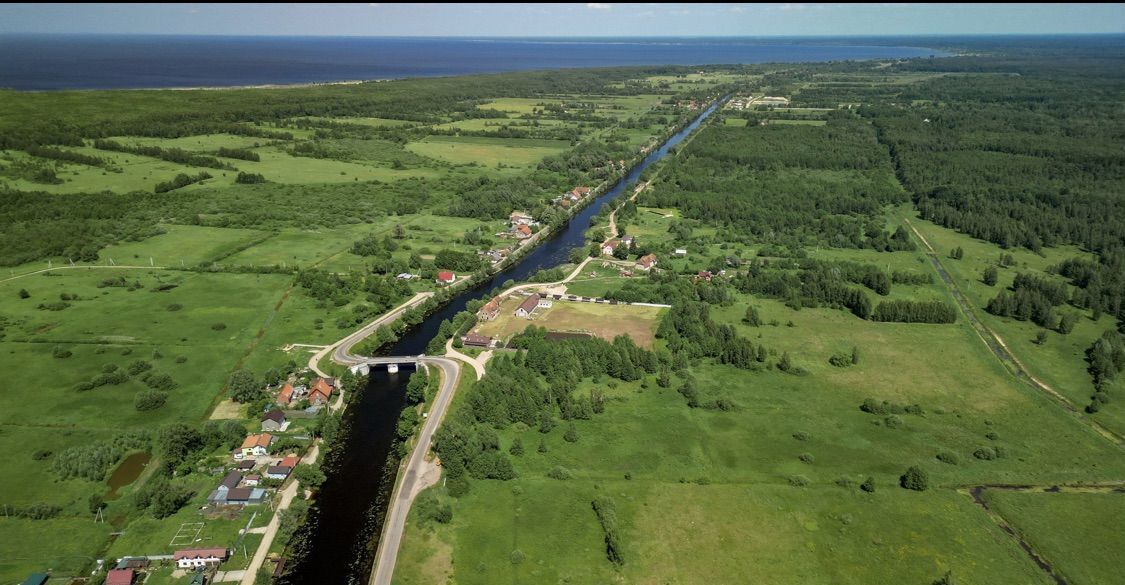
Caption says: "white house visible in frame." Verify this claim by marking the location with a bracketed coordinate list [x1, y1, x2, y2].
[237, 434, 274, 460]
[174, 548, 228, 569]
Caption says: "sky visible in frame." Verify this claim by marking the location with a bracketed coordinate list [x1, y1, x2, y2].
[1, 3, 1123, 37]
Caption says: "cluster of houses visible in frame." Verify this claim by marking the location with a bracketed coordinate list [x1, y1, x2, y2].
[601, 235, 635, 256]
[505, 211, 537, 240]
[726, 95, 791, 111]
[274, 377, 335, 410]
[211, 450, 300, 507]
[552, 186, 592, 210]
[93, 548, 228, 585]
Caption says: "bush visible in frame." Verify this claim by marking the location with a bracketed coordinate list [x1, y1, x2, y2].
[135, 390, 168, 411]
[936, 451, 960, 465]
[793, 431, 811, 441]
[166, 303, 183, 311]
[787, 475, 810, 487]
[52, 345, 72, 359]
[798, 453, 815, 464]
[900, 466, 929, 491]
[860, 476, 876, 493]
[564, 423, 579, 443]
[211, 323, 227, 331]
[127, 360, 153, 376]
[546, 466, 573, 480]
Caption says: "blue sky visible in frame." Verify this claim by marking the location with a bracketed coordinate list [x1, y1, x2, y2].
[1, 3, 1122, 36]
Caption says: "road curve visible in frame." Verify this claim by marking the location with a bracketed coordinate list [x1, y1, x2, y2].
[307, 292, 434, 377]
[368, 355, 461, 585]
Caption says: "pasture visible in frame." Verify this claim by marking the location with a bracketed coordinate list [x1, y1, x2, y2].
[405, 136, 570, 168]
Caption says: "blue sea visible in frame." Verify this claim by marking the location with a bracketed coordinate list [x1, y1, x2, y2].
[0, 35, 946, 91]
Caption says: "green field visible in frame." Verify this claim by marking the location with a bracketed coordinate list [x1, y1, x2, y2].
[899, 208, 1125, 437]
[405, 136, 571, 168]
[983, 489, 1125, 585]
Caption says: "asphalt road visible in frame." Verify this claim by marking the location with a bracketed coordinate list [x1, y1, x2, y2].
[368, 356, 461, 585]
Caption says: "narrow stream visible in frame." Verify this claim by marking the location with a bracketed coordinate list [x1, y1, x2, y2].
[282, 99, 722, 585]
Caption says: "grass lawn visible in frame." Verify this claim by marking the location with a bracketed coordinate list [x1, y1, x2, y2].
[405, 136, 570, 168]
[982, 489, 1125, 585]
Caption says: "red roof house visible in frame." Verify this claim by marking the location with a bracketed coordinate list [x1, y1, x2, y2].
[277, 383, 294, 405]
[309, 378, 334, 405]
[106, 569, 135, 585]
[436, 271, 456, 284]
[280, 455, 300, 468]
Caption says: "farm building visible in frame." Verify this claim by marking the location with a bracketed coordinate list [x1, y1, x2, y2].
[462, 333, 495, 348]
[515, 294, 549, 317]
[635, 254, 658, 271]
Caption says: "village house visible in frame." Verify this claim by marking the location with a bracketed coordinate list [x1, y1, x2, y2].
[436, 270, 456, 285]
[621, 235, 635, 249]
[601, 239, 620, 256]
[514, 224, 532, 239]
[106, 569, 135, 585]
[696, 270, 714, 282]
[261, 410, 287, 432]
[572, 186, 591, 198]
[636, 254, 658, 271]
[237, 434, 274, 460]
[225, 487, 266, 506]
[276, 383, 294, 406]
[236, 460, 256, 471]
[174, 548, 229, 569]
[462, 332, 494, 348]
[308, 378, 334, 406]
[243, 474, 261, 487]
[478, 297, 502, 321]
[674, 248, 688, 257]
[281, 454, 299, 468]
[395, 273, 416, 280]
[509, 211, 535, 225]
[265, 465, 292, 480]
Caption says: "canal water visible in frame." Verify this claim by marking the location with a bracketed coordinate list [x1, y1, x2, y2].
[283, 99, 721, 585]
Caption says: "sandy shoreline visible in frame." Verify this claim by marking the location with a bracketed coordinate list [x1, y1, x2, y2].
[148, 78, 394, 91]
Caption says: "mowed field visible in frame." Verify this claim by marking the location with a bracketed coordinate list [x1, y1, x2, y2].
[472, 298, 665, 347]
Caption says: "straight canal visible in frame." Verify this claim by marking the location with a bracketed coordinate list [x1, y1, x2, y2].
[283, 99, 722, 585]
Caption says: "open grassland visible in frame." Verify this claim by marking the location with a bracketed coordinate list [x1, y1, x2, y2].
[405, 136, 571, 168]
[97, 224, 270, 267]
[982, 490, 1125, 585]
[398, 285, 1125, 585]
[898, 207, 1125, 437]
[0, 518, 113, 582]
